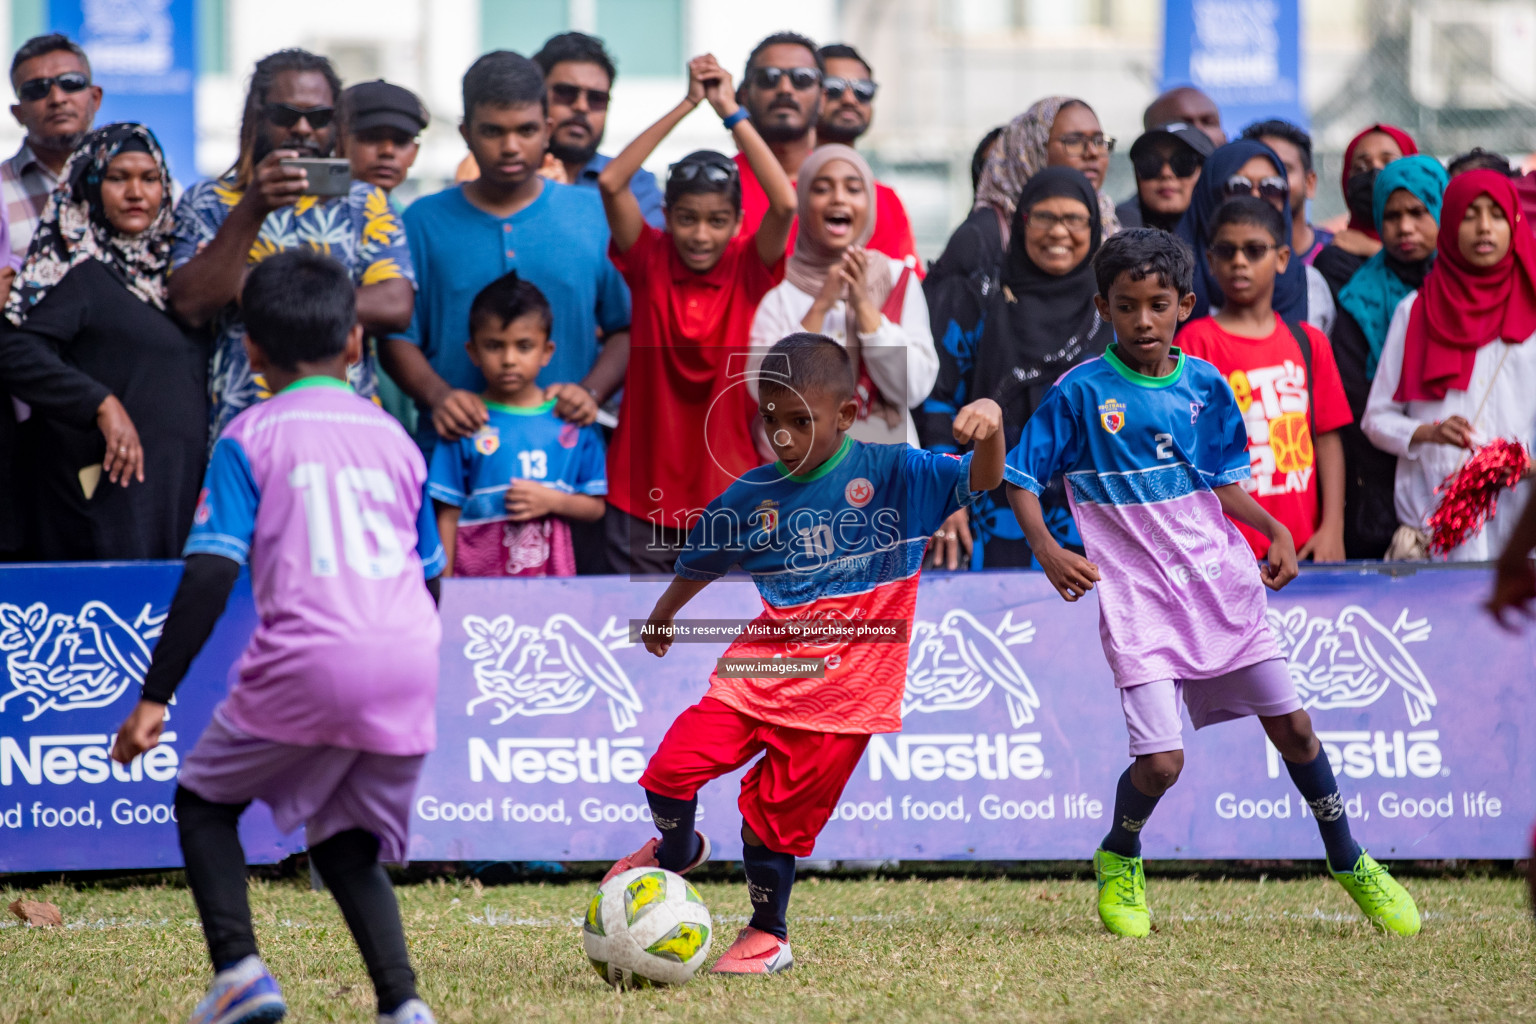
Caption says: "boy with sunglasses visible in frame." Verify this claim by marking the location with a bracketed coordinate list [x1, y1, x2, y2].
[596, 54, 795, 575]
[1116, 122, 1213, 234]
[1177, 197, 1351, 564]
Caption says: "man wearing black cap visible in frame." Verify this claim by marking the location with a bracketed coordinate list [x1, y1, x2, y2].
[342, 79, 427, 196]
[1117, 122, 1214, 233]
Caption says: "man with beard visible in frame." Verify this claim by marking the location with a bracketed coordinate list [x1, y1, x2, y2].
[168, 48, 416, 440]
[814, 43, 918, 270]
[3, 34, 102, 265]
[532, 32, 664, 228]
[733, 33, 916, 266]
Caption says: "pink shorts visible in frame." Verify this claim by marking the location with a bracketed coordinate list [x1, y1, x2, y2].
[1119, 658, 1301, 756]
[178, 709, 426, 863]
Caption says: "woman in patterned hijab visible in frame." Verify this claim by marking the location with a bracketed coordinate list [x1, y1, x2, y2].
[4, 122, 174, 325]
[0, 121, 207, 560]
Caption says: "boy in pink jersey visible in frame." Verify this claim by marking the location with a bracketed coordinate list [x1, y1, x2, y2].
[111, 251, 445, 1024]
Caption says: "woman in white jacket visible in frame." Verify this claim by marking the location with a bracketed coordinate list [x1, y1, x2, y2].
[1362, 169, 1536, 561]
[749, 144, 937, 447]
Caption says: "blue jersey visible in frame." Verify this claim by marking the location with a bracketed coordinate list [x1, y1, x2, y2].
[1004, 347, 1280, 686]
[427, 399, 606, 576]
[676, 439, 978, 733]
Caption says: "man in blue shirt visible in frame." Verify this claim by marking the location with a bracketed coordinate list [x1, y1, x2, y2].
[380, 50, 629, 458]
[532, 32, 664, 228]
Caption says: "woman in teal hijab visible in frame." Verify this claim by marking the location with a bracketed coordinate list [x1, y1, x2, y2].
[1333, 154, 1449, 558]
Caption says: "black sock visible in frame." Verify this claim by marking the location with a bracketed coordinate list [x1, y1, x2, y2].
[175, 785, 258, 971]
[645, 790, 700, 872]
[309, 829, 418, 1014]
[741, 842, 795, 941]
[1100, 767, 1163, 858]
[1285, 749, 1363, 872]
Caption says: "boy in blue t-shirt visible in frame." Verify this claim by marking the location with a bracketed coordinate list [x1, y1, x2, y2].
[429, 274, 606, 576]
[1005, 229, 1420, 939]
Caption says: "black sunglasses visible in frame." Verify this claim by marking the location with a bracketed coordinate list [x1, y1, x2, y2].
[549, 82, 610, 112]
[1221, 174, 1288, 203]
[264, 103, 335, 129]
[668, 159, 736, 185]
[1133, 149, 1202, 181]
[1208, 241, 1277, 263]
[824, 76, 877, 103]
[17, 71, 90, 102]
[748, 66, 822, 91]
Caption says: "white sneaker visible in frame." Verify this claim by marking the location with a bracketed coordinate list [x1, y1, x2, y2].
[378, 999, 436, 1024]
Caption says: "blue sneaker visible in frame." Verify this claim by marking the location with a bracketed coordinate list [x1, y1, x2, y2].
[187, 955, 286, 1024]
[379, 999, 437, 1024]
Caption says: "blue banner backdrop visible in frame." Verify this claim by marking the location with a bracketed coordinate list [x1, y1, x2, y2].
[1, 565, 1531, 871]
[50, 0, 198, 186]
[1162, 0, 1307, 134]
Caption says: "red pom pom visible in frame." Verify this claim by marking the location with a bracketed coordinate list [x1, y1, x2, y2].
[1427, 437, 1532, 555]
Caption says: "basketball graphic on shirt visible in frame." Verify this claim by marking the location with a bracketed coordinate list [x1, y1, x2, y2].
[845, 477, 874, 507]
[1268, 411, 1314, 472]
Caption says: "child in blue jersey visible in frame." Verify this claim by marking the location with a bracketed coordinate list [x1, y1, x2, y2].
[1005, 229, 1420, 938]
[429, 273, 607, 576]
[604, 333, 1005, 974]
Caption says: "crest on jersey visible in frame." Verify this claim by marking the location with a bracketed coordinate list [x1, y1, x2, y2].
[473, 426, 500, 456]
[1098, 398, 1127, 434]
[558, 423, 580, 449]
[845, 477, 874, 508]
[753, 498, 779, 535]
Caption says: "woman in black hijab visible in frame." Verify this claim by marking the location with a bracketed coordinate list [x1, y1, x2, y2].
[0, 123, 206, 560]
[918, 166, 1108, 568]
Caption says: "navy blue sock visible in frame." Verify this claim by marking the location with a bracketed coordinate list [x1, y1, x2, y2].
[1285, 748, 1363, 872]
[645, 790, 699, 872]
[1100, 767, 1162, 858]
[741, 842, 795, 940]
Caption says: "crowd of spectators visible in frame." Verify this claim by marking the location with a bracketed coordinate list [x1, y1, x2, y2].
[0, 27, 1533, 573]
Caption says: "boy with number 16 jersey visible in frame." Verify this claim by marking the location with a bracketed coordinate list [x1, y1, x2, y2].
[111, 252, 445, 1024]
[605, 334, 1005, 975]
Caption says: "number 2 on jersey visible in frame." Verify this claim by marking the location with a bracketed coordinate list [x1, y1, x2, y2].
[290, 462, 406, 579]
[1155, 433, 1174, 461]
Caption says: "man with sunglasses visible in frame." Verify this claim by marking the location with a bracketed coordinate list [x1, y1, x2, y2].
[1240, 120, 1332, 266]
[733, 34, 918, 269]
[2, 34, 102, 264]
[168, 48, 417, 440]
[1117, 122, 1213, 233]
[531, 32, 664, 228]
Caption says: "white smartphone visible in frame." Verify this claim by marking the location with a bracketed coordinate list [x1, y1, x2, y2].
[280, 157, 353, 197]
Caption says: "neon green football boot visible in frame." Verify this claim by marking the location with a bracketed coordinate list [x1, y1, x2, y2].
[1332, 851, 1421, 936]
[1093, 847, 1150, 937]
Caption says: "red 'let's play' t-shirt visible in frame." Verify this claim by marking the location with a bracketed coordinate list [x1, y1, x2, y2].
[1177, 314, 1353, 557]
[607, 224, 783, 526]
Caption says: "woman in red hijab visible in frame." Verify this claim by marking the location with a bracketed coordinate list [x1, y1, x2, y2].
[1362, 169, 1536, 561]
[1314, 124, 1418, 297]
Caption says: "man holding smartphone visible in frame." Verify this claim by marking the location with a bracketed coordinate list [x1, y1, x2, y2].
[168, 48, 417, 442]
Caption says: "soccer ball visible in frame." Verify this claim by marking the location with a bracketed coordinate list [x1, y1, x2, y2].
[582, 867, 713, 988]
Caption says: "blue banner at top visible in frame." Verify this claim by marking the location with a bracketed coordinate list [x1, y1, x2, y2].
[1162, 0, 1306, 134]
[50, 0, 198, 186]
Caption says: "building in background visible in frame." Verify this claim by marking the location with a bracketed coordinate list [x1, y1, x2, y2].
[0, 0, 1530, 259]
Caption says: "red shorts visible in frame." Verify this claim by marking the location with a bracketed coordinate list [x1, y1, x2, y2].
[638, 697, 871, 857]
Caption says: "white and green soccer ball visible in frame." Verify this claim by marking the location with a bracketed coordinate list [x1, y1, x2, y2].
[583, 867, 713, 988]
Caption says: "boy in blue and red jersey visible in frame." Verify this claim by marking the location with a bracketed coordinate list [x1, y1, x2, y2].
[606, 333, 1004, 974]
[1004, 228, 1419, 940]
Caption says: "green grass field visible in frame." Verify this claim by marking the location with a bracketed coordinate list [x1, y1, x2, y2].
[2, 869, 1532, 1024]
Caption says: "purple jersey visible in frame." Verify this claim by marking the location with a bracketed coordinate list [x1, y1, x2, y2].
[186, 377, 446, 755]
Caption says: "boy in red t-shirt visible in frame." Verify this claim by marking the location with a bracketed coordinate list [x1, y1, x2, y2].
[597, 54, 796, 574]
[1179, 197, 1351, 561]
